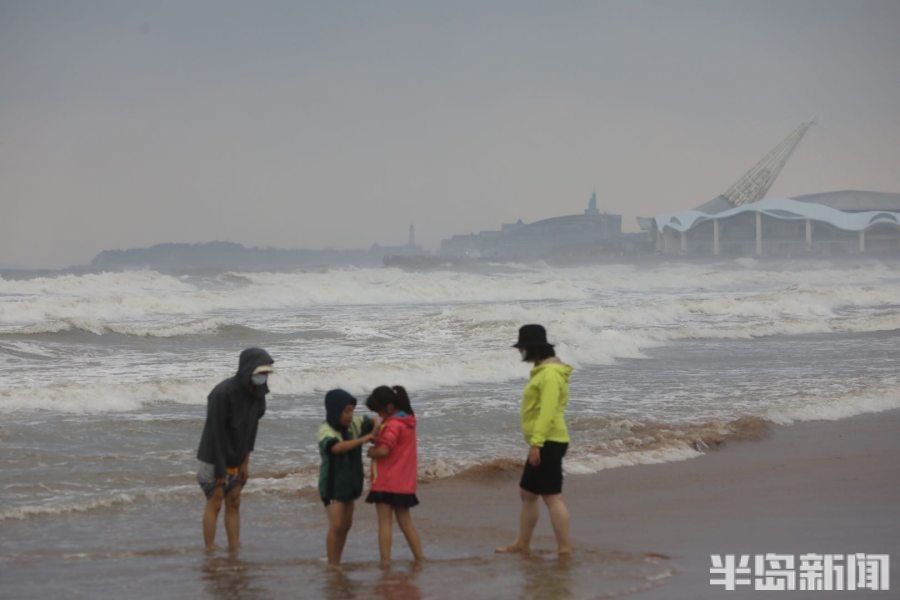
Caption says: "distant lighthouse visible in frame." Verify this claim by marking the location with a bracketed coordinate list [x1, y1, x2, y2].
[585, 189, 600, 216]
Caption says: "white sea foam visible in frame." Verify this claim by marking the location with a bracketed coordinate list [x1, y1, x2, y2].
[564, 446, 704, 474]
[2, 263, 898, 415]
[0, 378, 214, 414]
[765, 391, 900, 425]
[0, 484, 196, 522]
[11, 317, 245, 337]
[3, 263, 898, 335]
[0, 267, 590, 330]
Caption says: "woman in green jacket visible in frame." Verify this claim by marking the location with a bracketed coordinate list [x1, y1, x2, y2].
[497, 324, 573, 556]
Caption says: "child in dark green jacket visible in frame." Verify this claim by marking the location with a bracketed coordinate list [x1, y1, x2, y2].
[318, 389, 375, 565]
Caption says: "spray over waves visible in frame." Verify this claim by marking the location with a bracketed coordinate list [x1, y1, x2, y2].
[2, 264, 899, 344]
[0, 268, 590, 330]
[4, 318, 264, 338]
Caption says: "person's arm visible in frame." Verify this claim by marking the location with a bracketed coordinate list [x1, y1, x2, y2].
[367, 421, 398, 458]
[207, 393, 229, 481]
[248, 398, 265, 453]
[367, 444, 390, 458]
[331, 433, 374, 454]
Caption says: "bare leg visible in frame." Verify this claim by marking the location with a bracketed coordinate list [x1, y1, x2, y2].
[326, 501, 354, 565]
[495, 488, 539, 553]
[375, 502, 393, 565]
[394, 507, 425, 561]
[223, 485, 242, 553]
[202, 486, 225, 550]
[543, 493, 572, 555]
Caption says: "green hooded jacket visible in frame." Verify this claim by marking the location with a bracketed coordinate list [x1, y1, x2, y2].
[521, 361, 573, 447]
[318, 415, 373, 502]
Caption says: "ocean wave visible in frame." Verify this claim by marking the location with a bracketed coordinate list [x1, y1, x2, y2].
[4, 263, 898, 333]
[764, 388, 900, 425]
[0, 378, 214, 414]
[0, 267, 591, 329]
[4, 318, 264, 338]
[441, 286, 900, 357]
[418, 390, 900, 480]
[7, 392, 898, 521]
[0, 493, 141, 521]
[0, 484, 195, 522]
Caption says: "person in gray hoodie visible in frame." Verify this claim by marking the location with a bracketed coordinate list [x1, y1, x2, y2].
[196, 347, 274, 551]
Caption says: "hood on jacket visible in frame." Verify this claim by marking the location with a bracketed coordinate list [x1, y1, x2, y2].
[530, 361, 573, 381]
[237, 347, 274, 393]
[387, 413, 417, 429]
[324, 389, 357, 437]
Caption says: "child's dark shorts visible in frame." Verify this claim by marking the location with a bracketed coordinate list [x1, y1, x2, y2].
[519, 441, 568, 496]
[365, 491, 420, 508]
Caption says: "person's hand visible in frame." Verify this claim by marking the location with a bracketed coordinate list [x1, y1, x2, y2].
[528, 446, 541, 467]
[361, 433, 374, 444]
[239, 462, 249, 484]
[367, 446, 378, 458]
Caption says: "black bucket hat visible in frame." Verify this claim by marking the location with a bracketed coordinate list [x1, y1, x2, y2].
[512, 324, 554, 349]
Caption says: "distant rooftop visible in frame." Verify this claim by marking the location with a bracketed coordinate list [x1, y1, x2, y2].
[789, 190, 900, 212]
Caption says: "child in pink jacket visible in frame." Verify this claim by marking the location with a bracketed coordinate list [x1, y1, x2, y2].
[365, 385, 424, 564]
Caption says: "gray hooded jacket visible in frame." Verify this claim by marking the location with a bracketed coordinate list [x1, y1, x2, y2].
[196, 348, 273, 477]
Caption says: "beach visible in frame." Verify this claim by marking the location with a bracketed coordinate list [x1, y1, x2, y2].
[2, 261, 899, 598]
[416, 408, 900, 599]
[4, 406, 897, 598]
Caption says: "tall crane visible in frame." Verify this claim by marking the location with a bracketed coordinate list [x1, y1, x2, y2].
[721, 117, 816, 207]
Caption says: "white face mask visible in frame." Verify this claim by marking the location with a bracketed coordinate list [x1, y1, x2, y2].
[251, 373, 268, 386]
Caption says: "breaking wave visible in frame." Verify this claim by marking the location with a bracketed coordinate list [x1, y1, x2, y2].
[4, 318, 264, 338]
[0, 485, 195, 522]
[3, 263, 899, 338]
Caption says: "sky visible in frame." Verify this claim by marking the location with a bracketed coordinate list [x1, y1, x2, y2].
[2, 0, 900, 268]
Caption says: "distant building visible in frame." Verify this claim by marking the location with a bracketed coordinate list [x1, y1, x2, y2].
[439, 193, 623, 259]
[371, 223, 426, 256]
[654, 191, 900, 256]
[644, 119, 900, 256]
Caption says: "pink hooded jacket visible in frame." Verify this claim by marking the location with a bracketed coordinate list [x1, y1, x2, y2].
[370, 413, 418, 494]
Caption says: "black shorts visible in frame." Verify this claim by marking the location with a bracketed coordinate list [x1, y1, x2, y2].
[365, 491, 420, 508]
[519, 441, 568, 496]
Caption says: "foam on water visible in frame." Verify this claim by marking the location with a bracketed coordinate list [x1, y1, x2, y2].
[2, 261, 899, 414]
[1, 261, 898, 525]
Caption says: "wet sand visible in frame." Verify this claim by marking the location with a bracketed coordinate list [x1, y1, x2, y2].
[414, 409, 900, 598]
[4, 410, 898, 599]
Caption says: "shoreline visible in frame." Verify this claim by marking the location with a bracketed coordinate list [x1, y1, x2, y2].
[2, 407, 898, 598]
[414, 408, 900, 598]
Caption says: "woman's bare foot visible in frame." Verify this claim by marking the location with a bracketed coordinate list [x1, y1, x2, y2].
[495, 542, 529, 554]
[557, 545, 573, 556]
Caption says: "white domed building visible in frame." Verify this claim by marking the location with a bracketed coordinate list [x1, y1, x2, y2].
[645, 120, 900, 256]
[653, 190, 900, 256]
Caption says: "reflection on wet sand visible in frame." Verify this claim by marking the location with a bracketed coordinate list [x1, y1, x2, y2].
[323, 567, 358, 600]
[191, 546, 670, 599]
[374, 564, 423, 600]
[202, 554, 265, 600]
[321, 562, 422, 600]
[520, 553, 574, 600]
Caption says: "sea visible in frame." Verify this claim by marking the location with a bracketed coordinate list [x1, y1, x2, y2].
[1, 259, 898, 598]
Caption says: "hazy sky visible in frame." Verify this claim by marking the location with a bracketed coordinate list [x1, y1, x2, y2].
[3, 0, 900, 268]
